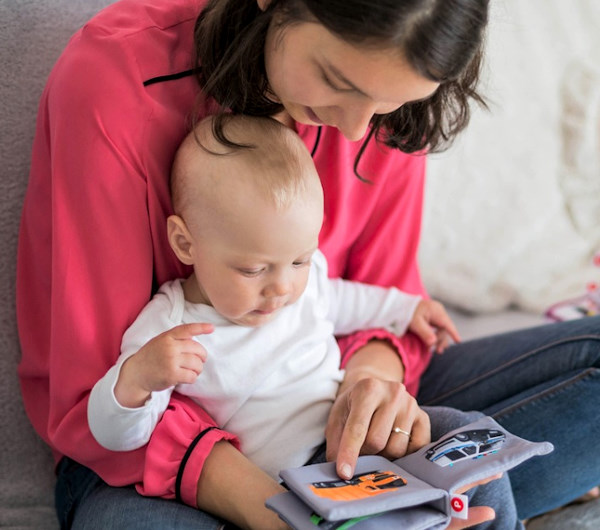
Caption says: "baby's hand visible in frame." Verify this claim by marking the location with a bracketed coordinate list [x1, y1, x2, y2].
[408, 300, 461, 353]
[116, 323, 213, 407]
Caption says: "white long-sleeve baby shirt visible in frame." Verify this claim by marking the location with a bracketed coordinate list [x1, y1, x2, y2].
[88, 250, 421, 479]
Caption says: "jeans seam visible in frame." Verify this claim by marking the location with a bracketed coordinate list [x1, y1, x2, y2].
[55, 458, 75, 529]
[491, 368, 596, 421]
[423, 334, 600, 406]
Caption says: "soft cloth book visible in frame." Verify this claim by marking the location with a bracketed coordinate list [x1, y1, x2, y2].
[266, 416, 553, 529]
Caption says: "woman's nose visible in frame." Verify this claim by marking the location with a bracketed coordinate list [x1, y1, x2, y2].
[336, 101, 378, 141]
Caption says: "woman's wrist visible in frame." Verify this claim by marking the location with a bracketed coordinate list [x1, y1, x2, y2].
[340, 339, 405, 392]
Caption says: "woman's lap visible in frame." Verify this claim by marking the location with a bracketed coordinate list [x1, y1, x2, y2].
[55, 457, 225, 530]
[56, 407, 522, 530]
[417, 315, 600, 519]
[56, 318, 599, 527]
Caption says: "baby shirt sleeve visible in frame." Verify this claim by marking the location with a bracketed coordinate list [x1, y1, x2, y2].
[313, 252, 422, 338]
[314, 128, 432, 396]
[87, 284, 180, 451]
[88, 360, 174, 451]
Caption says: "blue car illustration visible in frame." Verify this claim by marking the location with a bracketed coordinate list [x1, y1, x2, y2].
[425, 429, 506, 467]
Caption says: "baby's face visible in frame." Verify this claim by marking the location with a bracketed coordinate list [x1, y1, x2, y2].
[184, 192, 323, 327]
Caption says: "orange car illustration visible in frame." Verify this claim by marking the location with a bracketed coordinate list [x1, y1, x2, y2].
[309, 470, 407, 501]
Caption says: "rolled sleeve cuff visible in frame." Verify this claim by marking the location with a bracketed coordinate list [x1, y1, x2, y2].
[337, 329, 432, 396]
[136, 394, 240, 507]
[176, 426, 240, 507]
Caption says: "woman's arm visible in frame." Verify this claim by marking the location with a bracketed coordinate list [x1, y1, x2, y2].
[17, 15, 239, 507]
[196, 441, 289, 530]
[315, 129, 497, 529]
[339, 340, 405, 390]
[312, 128, 434, 472]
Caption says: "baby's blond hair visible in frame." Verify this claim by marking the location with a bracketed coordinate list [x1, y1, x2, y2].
[171, 115, 322, 225]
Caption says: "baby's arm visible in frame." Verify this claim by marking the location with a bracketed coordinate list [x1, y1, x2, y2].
[321, 250, 421, 338]
[319, 250, 459, 351]
[114, 322, 212, 407]
[87, 283, 214, 452]
[329, 282, 460, 353]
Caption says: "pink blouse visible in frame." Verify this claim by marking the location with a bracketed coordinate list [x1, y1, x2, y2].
[17, 0, 431, 506]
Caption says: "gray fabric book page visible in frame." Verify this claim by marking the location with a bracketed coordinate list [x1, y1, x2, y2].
[279, 455, 447, 522]
[396, 416, 554, 494]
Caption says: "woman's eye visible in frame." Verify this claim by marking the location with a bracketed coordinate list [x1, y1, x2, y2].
[322, 73, 346, 93]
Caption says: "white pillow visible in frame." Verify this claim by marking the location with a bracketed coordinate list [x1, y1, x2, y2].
[419, 0, 600, 313]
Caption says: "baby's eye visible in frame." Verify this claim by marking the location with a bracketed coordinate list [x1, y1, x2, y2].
[293, 259, 311, 268]
[238, 268, 264, 278]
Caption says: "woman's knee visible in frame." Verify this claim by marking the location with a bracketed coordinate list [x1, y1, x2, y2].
[423, 406, 484, 441]
[72, 484, 224, 530]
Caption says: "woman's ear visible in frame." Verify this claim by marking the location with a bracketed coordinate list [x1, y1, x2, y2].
[256, 0, 270, 11]
[167, 215, 195, 265]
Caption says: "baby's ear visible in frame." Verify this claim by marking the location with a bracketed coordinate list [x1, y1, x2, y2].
[167, 215, 195, 265]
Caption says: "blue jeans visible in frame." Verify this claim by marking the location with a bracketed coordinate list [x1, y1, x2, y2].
[418, 315, 600, 520]
[55, 457, 226, 529]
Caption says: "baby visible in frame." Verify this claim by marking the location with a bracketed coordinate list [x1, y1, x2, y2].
[88, 115, 460, 479]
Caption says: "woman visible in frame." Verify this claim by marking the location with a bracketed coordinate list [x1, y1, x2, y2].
[17, 0, 599, 528]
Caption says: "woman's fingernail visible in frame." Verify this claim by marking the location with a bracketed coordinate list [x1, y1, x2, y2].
[340, 464, 352, 479]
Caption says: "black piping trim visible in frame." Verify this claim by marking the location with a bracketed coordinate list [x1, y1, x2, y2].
[311, 126, 322, 158]
[175, 426, 218, 503]
[143, 68, 195, 87]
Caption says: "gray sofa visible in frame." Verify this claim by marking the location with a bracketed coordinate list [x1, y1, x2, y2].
[1, 2, 114, 527]
[1, 1, 598, 528]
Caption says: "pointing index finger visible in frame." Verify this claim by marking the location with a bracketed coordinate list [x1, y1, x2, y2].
[335, 396, 378, 479]
[172, 322, 214, 339]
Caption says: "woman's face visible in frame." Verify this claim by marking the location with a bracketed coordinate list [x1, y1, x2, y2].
[264, 20, 440, 141]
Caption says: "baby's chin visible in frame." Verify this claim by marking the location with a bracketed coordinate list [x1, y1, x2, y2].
[227, 310, 279, 328]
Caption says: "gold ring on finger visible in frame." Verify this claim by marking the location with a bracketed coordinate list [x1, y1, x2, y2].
[392, 426, 411, 438]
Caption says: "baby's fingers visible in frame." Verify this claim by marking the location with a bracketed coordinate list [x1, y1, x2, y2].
[441, 317, 461, 344]
[410, 318, 438, 347]
[177, 351, 206, 384]
[178, 338, 208, 362]
[170, 322, 214, 339]
[429, 307, 461, 344]
[433, 329, 450, 354]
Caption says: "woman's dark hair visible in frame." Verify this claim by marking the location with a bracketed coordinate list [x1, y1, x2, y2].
[193, 0, 489, 175]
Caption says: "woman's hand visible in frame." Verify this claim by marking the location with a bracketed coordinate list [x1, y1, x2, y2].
[327, 341, 500, 529]
[325, 340, 430, 479]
